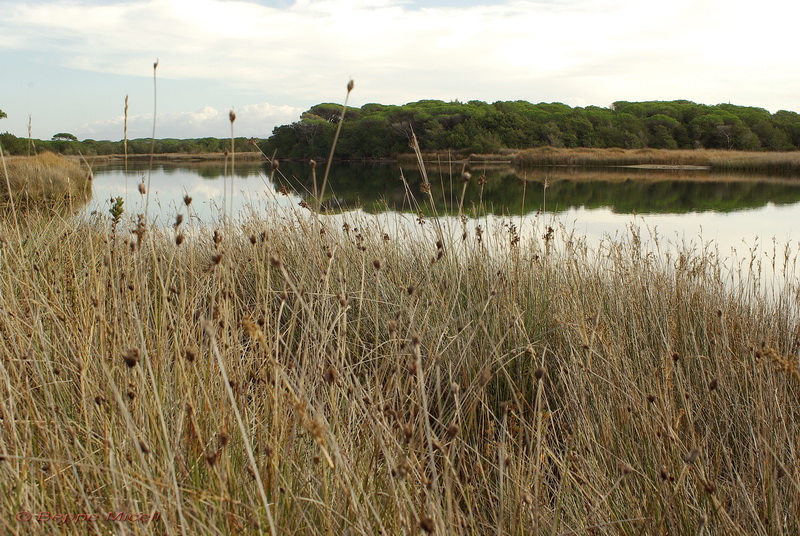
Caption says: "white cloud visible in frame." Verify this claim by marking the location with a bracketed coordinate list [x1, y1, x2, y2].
[81, 102, 304, 140]
[2, 0, 800, 139]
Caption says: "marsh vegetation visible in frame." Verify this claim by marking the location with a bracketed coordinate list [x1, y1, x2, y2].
[1, 172, 799, 534]
[1, 152, 91, 204]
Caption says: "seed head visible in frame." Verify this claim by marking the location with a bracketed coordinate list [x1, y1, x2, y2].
[478, 367, 492, 387]
[617, 461, 634, 476]
[229, 109, 236, 123]
[183, 194, 193, 206]
[323, 366, 338, 385]
[347, 79, 354, 93]
[684, 448, 700, 464]
[138, 182, 146, 195]
[122, 348, 140, 368]
[175, 233, 185, 246]
[419, 516, 435, 533]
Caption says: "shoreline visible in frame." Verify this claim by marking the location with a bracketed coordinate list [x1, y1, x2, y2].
[7, 146, 800, 176]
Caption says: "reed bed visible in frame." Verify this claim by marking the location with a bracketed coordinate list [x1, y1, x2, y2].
[1, 152, 92, 203]
[0, 175, 798, 536]
[515, 147, 800, 174]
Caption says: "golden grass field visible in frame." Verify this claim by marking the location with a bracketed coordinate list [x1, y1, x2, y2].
[1, 143, 799, 534]
[1, 182, 799, 535]
[1, 152, 91, 204]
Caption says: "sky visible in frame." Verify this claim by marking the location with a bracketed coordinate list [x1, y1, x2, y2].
[1, 0, 799, 142]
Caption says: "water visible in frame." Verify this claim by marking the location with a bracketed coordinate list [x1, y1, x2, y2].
[86, 160, 800, 295]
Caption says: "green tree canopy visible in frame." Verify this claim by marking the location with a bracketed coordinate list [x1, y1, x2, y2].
[52, 132, 78, 141]
[263, 99, 800, 158]
[0, 109, 7, 119]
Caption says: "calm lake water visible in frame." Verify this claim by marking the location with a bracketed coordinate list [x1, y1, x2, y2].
[87, 160, 800, 292]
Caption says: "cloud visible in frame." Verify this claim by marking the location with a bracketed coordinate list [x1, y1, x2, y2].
[81, 102, 304, 140]
[2, 0, 800, 139]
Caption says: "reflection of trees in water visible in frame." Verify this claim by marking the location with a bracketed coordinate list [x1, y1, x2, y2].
[105, 162, 266, 181]
[276, 162, 800, 215]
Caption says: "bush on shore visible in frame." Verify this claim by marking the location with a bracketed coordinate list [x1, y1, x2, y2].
[1, 151, 92, 203]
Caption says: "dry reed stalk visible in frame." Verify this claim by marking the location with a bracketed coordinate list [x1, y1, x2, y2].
[145, 59, 159, 216]
[318, 79, 354, 212]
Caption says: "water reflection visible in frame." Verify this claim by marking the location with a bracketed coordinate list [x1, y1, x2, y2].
[90, 160, 800, 218]
[271, 161, 800, 215]
[85, 160, 800, 294]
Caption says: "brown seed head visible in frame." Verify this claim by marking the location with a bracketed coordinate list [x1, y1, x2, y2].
[229, 109, 236, 123]
[534, 368, 545, 381]
[347, 79, 354, 93]
[175, 233, 185, 246]
[617, 461, 634, 476]
[138, 182, 146, 195]
[479, 367, 492, 387]
[122, 348, 140, 368]
[419, 516, 435, 533]
[324, 366, 338, 385]
[685, 448, 700, 464]
[183, 194, 193, 206]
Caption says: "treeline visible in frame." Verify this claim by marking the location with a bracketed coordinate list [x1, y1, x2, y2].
[263, 99, 800, 158]
[4, 99, 800, 159]
[0, 133, 256, 156]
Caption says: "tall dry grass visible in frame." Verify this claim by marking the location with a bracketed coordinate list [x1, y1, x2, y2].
[0, 170, 798, 535]
[1, 151, 92, 204]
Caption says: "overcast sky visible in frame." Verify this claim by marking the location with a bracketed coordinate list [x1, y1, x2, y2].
[1, 0, 799, 141]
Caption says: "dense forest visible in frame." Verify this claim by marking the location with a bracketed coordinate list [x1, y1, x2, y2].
[3, 99, 800, 158]
[264, 99, 800, 158]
